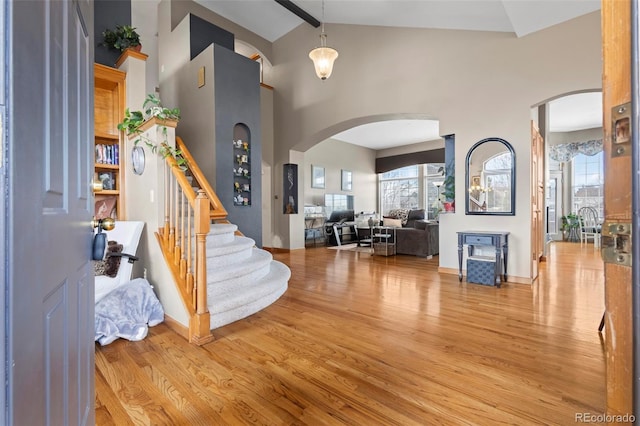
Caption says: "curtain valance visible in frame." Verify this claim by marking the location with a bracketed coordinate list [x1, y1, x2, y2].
[549, 139, 603, 162]
[375, 148, 445, 174]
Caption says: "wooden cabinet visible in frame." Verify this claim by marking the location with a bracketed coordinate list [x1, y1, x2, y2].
[94, 63, 126, 219]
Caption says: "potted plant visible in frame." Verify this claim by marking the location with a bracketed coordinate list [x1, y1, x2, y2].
[441, 166, 455, 212]
[118, 94, 185, 168]
[101, 25, 141, 52]
[561, 213, 580, 242]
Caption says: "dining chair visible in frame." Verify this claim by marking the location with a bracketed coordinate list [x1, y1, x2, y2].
[578, 207, 601, 247]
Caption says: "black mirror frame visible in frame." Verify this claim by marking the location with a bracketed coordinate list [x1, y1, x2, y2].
[465, 137, 516, 216]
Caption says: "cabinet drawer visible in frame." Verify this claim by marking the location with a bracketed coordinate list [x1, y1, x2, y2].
[464, 235, 493, 245]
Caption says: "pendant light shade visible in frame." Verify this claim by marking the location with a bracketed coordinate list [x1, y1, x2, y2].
[309, 37, 338, 80]
[309, 0, 338, 80]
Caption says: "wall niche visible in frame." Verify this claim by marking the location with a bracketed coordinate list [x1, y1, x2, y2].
[232, 123, 251, 206]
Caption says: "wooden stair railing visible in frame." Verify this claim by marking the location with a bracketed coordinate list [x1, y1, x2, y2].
[177, 137, 243, 236]
[176, 137, 227, 221]
[155, 146, 223, 345]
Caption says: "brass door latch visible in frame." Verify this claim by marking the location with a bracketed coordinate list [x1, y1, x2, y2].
[601, 221, 632, 267]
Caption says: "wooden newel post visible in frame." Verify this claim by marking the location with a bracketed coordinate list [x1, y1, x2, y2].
[195, 190, 209, 314]
[189, 189, 213, 344]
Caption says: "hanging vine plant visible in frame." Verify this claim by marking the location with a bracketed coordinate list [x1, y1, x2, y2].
[118, 94, 187, 169]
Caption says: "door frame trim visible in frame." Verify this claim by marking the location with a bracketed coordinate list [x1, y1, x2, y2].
[631, 0, 639, 415]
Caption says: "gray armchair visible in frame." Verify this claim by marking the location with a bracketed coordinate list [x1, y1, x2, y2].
[395, 220, 439, 257]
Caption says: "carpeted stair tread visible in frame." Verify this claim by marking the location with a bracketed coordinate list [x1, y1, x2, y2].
[206, 235, 255, 256]
[208, 223, 237, 235]
[210, 282, 288, 329]
[206, 247, 273, 284]
[208, 260, 290, 318]
[205, 223, 238, 245]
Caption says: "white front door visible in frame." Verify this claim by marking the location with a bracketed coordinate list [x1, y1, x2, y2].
[4, 0, 95, 424]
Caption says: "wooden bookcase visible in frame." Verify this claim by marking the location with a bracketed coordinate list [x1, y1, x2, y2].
[94, 63, 126, 219]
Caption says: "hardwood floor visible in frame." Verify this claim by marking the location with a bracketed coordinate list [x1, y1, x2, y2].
[95, 241, 606, 425]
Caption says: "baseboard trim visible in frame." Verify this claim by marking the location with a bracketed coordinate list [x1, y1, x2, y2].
[163, 315, 189, 339]
[263, 247, 307, 253]
[263, 247, 291, 253]
[438, 266, 532, 285]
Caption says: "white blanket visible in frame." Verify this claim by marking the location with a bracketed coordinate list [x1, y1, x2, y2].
[95, 278, 165, 345]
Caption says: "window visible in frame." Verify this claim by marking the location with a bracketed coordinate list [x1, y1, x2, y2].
[378, 164, 444, 218]
[571, 152, 603, 218]
[424, 164, 445, 214]
[379, 166, 419, 214]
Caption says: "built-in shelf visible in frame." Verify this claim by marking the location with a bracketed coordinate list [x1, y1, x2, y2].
[232, 124, 251, 207]
[94, 63, 126, 219]
[95, 163, 119, 170]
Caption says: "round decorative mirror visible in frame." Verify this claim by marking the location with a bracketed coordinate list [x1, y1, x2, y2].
[465, 137, 515, 215]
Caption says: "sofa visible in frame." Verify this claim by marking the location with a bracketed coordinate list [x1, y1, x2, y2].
[383, 209, 439, 257]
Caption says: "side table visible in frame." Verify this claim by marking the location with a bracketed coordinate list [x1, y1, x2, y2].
[372, 226, 396, 256]
[355, 226, 373, 247]
[456, 230, 509, 286]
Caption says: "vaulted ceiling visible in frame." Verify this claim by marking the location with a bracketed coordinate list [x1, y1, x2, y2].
[196, 0, 602, 149]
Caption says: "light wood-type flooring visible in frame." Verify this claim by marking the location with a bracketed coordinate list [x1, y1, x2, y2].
[95, 241, 606, 425]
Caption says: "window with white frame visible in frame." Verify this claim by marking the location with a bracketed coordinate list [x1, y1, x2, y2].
[378, 164, 444, 217]
[571, 152, 603, 218]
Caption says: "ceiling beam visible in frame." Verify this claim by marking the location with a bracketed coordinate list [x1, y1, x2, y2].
[274, 0, 320, 28]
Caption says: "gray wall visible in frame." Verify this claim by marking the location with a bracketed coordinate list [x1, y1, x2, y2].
[94, 0, 131, 67]
[160, 7, 263, 246]
[213, 45, 262, 246]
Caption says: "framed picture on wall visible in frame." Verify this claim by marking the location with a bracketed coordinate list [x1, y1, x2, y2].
[311, 165, 325, 189]
[341, 169, 352, 191]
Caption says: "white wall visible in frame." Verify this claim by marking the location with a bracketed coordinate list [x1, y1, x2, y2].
[133, 1, 601, 281]
[270, 12, 602, 281]
[548, 127, 602, 145]
[303, 139, 377, 213]
[131, 0, 160, 97]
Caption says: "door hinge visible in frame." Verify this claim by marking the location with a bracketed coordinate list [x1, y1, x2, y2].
[601, 221, 632, 267]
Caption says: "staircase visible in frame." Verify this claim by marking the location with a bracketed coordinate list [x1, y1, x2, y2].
[155, 136, 290, 344]
[205, 222, 289, 329]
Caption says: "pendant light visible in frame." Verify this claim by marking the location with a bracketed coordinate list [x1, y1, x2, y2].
[308, 0, 338, 80]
